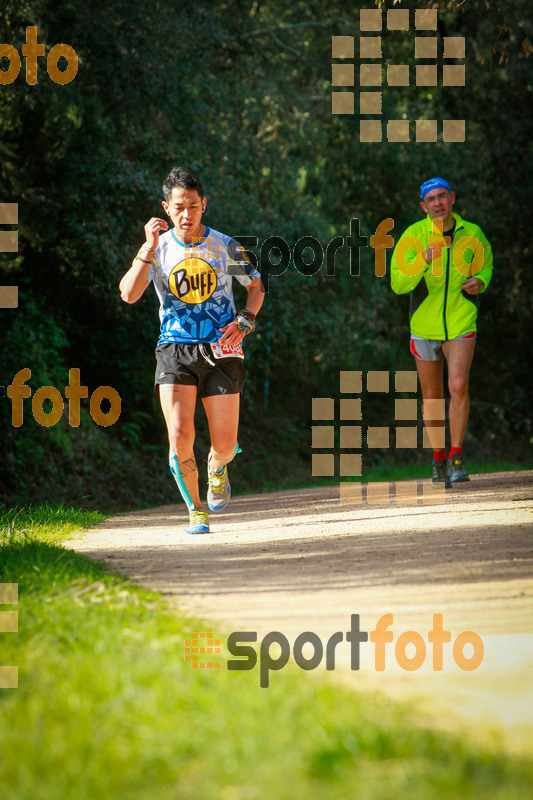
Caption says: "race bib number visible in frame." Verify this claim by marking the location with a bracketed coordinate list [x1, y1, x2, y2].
[210, 340, 245, 360]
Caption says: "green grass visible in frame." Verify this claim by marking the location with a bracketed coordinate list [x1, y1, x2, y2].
[1, 505, 532, 800]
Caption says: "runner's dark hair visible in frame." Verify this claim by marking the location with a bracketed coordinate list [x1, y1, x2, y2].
[162, 166, 204, 201]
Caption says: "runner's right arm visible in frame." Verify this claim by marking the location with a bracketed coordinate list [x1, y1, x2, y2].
[119, 217, 168, 303]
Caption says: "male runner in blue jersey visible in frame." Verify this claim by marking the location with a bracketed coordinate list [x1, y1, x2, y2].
[120, 166, 263, 534]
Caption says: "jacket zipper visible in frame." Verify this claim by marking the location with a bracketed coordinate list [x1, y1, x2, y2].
[442, 229, 454, 340]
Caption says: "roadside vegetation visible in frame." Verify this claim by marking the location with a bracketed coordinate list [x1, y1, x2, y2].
[1, 505, 532, 800]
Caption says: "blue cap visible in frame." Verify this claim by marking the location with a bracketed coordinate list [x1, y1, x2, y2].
[420, 177, 452, 201]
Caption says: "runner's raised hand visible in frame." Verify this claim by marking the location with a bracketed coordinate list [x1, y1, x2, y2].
[144, 217, 169, 250]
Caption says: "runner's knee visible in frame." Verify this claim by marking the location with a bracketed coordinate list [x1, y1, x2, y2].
[448, 375, 468, 398]
[168, 425, 195, 455]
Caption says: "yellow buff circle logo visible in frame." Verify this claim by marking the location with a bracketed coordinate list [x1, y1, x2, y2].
[168, 258, 217, 304]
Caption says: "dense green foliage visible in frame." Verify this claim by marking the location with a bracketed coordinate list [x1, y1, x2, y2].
[1, 0, 531, 510]
[2, 505, 533, 798]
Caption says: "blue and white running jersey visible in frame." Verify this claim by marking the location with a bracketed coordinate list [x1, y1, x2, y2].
[147, 226, 260, 345]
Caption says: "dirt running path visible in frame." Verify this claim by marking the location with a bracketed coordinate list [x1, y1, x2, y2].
[70, 471, 533, 751]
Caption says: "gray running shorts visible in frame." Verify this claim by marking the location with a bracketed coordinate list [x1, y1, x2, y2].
[410, 331, 476, 361]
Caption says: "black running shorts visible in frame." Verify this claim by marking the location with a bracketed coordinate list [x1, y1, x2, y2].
[154, 343, 247, 398]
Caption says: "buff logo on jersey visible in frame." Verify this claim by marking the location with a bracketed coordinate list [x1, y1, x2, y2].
[168, 258, 217, 304]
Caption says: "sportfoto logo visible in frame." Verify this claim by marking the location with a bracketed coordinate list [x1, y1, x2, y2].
[331, 8, 466, 143]
[185, 614, 484, 688]
[143, 222, 484, 294]
[0, 26, 78, 85]
[236, 216, 486, 291]
[6, 368, 121, 427]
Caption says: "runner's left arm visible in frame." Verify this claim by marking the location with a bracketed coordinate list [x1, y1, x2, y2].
[219, 278, 264, 345]
[218, 237, 264, 344]
[242, 277, 264, 316]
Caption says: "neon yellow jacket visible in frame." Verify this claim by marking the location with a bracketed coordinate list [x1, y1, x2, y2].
[390, 213, 493, 340]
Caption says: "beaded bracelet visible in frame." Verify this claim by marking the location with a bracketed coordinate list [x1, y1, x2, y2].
[237, 308, 256, 323]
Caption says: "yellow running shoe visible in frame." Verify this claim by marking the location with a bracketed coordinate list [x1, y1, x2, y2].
[207, 460, 231, 512]
[185, 509, 210, 535]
